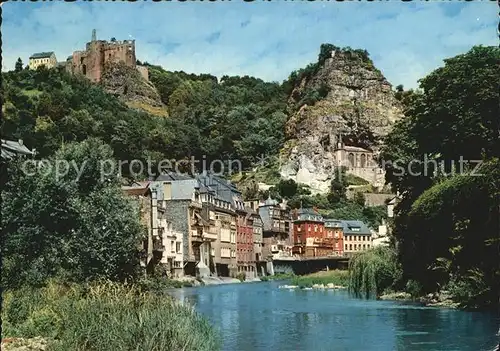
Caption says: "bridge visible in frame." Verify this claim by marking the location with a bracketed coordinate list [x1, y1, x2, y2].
[272, 256, 350, 275]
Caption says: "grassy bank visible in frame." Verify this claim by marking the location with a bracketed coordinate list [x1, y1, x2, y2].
[260, 273, 296, 282]
[290, 270, 349, 288]
[1, 281, 220, 351]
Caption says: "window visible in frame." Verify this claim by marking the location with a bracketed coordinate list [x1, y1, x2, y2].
[176, 242, 181, 253]
[345, 244, 348, 250]
[170, 241, 175, 253]
[349, 244, 352, 250]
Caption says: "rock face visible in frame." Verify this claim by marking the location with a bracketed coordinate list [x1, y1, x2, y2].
[280, 47, 404, 193]
[100, 62, 167, 116]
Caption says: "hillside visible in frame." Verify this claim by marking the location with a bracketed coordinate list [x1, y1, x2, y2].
[1, 64, 288, 179]
[279, 44, 404, 193]
[2, 44, 401, 189]
[100, 62, 167, 116]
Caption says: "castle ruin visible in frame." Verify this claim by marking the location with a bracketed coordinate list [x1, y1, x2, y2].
[66, 29, 148, 82]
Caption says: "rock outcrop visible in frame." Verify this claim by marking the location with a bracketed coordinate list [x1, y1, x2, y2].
[280, 46, 404, 193]
[100, 62, 167, 116]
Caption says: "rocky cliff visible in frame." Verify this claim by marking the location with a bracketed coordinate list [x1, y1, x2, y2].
[279, 45, 404, 193]
[100, 62, 168, 116]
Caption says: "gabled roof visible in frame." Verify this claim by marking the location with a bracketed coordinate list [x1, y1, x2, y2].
[344, 145, 371, 153]
[29, 52, 55, 59]
[342, 220, 371, 235]
[155, 171, 193, 181]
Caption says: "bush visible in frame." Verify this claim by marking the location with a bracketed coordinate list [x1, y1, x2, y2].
[348, 247, 402, 298]
[1, 281, 220, 351]
[236, 272, 246, 282]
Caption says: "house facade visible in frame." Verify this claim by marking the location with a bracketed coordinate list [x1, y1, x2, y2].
[121, 181, 166, 275]
[29, 52, 57, 70]
[342, 220, 372, 256]
[258, 196, 292, 261]
[324, 219, 344, 256]
[292, 208, 341, 258]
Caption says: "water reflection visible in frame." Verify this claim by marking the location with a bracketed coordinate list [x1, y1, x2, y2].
[168, 282, 498, 351]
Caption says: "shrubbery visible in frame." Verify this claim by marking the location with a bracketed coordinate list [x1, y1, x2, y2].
[2, 281, 220, 351]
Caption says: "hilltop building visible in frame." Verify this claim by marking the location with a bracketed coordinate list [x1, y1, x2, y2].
[66, 29, 148, 82]
[29, 52, 57, 70]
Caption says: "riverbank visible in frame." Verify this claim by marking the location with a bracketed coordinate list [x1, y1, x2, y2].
[1, 281, 220, 351]
[289, 270, 349, 288]
[379, 290, 460, 309]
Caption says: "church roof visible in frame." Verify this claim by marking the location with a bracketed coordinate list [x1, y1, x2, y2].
[344, 145, 371, 152]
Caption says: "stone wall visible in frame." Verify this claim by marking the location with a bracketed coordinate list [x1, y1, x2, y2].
[69, 38, 137, 83]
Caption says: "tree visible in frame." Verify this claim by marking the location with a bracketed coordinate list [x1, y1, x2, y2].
[327, 167, 347, 204]
[1, 139, 143, 288]
[15, 58, 23, 72]
[354, 192, 365, 206]
[380, 46, 500, 309]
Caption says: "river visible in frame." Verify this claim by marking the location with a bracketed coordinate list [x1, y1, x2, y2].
[168, 280, 499, 351]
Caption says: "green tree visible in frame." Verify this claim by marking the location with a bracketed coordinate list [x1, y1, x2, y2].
[327, 167, 347, 204]
[380, 46, 500, 309]
[15, 58, 23, 72]
[1, 139, 143, 288]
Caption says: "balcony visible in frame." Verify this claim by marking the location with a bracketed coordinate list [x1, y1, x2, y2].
[191, 230, 203, 242]
[203, 230, 218, 241]
[153, 239, 165, 252]
[190, 201, 202, 209]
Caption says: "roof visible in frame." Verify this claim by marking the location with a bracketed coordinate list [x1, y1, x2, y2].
[1, 139, 35, 159]
[263, 196, 278, 206]
[324, 218, 343, 227]
[29, 52, 55, 59]
[341, 220, 371, 235]
[121, 183, 150, 197]
[344, 145, 371, 152]
[155, 171, 193, 181]
[296, 208, 320, 216]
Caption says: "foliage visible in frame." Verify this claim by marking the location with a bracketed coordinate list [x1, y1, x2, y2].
[348, 247, 402, 299]
[236, 272, 246, 282]
[1, 139, 144, 289]
[327, 167, 347, 204]
[1, 281, 220, 351]
[380, 46, 500, 309]
[15, 58, 24, 72]
[1, 65, 288, 178]
[261, 273, 296, 281]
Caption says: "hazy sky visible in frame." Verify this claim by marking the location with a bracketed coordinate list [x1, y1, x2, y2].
[2, 1, 497, 89]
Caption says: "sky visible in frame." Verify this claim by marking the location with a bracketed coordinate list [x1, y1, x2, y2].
[2, 1, 497, 89]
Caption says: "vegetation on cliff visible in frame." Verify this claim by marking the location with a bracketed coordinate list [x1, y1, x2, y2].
[380, 45, 500, 310]
[1, 65, 288, 176]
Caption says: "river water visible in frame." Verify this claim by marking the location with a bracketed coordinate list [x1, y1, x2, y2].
[168, 281, 499, 351]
